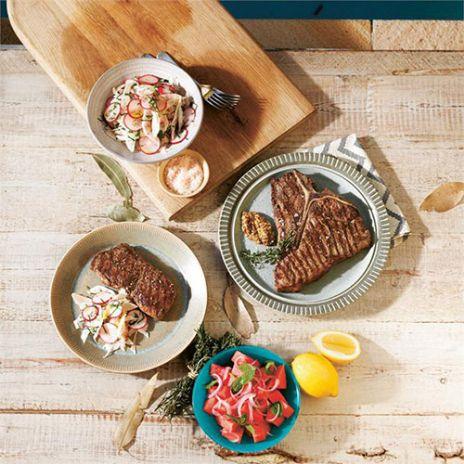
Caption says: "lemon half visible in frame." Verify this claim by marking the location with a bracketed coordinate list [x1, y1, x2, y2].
[312, 331, 361, 365]
[291, 352, 339, 398]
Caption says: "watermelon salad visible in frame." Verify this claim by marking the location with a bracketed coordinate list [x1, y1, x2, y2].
[203, 351, 294, 444]
[102, 74, 196, 155]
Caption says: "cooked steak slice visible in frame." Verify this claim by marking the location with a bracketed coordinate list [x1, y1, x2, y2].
[271, 171, 315, 242]
[271, 171, 372, 292]
[90, 243, 176, 320]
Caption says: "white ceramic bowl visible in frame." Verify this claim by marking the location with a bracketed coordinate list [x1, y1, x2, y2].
[86, 58, 204, 164]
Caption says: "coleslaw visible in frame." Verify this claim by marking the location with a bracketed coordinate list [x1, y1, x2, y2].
[72, 285, 150, 357]
[102, 74, 196, 155]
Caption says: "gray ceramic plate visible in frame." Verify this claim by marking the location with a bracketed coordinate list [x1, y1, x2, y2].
[219, 152, 390, 315]
[50, 223, 207, 372]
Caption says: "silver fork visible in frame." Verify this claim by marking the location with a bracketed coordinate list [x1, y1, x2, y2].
[143, 52, 240, 111]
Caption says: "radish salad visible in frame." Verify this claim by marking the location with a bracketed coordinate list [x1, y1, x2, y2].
[102, 74, 196, 155]
[72, 285, 150, 357]
[203, 351, 294, 444]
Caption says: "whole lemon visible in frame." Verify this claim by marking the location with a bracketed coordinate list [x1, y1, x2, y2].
[291, 352, 339, 398]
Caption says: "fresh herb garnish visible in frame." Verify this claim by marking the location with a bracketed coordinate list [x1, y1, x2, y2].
[231, 362, 256, 393]
[155, 325, 240, 418]
[241, 233, 295, 268]
[245, 424, 255, 435]
[264, 360, 276, 374]
[270, 401, 283, 417]
[205, 379, 218, 389]
[228, 414, 248, 426]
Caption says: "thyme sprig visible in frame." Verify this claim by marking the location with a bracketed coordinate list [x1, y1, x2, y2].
[155, 325, 240, 419]
[241, 233, 295, 268]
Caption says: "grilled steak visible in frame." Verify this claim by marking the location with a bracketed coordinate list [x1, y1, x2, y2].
[90, 243, 176, 320]
[271, 171, 372, 292]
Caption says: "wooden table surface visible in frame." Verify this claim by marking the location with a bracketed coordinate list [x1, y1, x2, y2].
[1, 28, 464, 464]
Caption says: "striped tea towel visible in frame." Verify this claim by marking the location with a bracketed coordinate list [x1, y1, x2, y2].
[311, 134, 410, 247]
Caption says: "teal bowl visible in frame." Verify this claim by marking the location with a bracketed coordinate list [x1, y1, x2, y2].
[192, 345, 300, 453]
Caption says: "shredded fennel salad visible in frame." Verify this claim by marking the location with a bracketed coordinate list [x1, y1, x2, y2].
[72, 285, 150, 357]
[102, 74, 196, 155]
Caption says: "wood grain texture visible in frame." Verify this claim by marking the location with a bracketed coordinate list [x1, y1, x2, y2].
[7, 0, 313, 219]
[1, 414, 463, 464]
[373, 20, 464, 51]
[1, 49, 463, 462]
[241, 20, 372, 50]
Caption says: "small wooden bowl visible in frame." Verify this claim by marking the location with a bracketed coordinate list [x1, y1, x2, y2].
[158, 149, 210, 198]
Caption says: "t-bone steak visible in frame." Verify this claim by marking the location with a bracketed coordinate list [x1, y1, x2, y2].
[271, 170, 372, 292]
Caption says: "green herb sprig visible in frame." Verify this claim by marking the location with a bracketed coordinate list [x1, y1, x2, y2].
[241, 233, 295, 268]
[155, 325, 240, 418]
[231, 362, 256, 393]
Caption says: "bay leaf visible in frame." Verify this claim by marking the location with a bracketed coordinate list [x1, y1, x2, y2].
[114, 372, 159, 451]
[420, 182, 464, 213]
[223, 285, 255, 339]
[216, 448, 304, 464]
[108, 204, 146, 222]
[92, 153, 132, 202]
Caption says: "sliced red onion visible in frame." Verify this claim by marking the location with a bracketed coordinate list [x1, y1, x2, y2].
[257, 378, 279, 392]
[208, 374, 223, 399]
[236, 393, 255, 417]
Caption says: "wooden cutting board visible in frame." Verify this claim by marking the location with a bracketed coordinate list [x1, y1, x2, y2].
[8, 0, 314, 219]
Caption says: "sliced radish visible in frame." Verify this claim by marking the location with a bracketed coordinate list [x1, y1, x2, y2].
[99, 323, 118, 344]
[123, 114, 143, 131]
[89, 285, 115, 295]
[127, 99, 144, 119]
[126, 309, 144, 324]
[139, 135, 160, 154]
[126, 309, 148, 330]
[131, 316, 148, 331]
[82, 306, 99, 322]
[170, 129, 188, 145]
[107, 303, 122, 318]
[104, 103, 121, 122]
[104, 96, 114, 108]
[92, 291, 115, 304]
[138, 74, 159, 85]
[140, 97, 153, 110]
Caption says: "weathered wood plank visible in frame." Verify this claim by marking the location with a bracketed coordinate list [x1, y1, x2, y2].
[1, 319, 462, 415]
[0, 232, 462, 325]
[241, 20, 372, 50]
[373, 20, 464, 51]
[1, 413, 463, 463]
[1, 48, 463, 462]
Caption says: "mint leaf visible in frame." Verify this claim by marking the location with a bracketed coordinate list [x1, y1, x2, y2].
[270, 401, 283, 417]
[205, 379, 218, 389]
[238, 362, 256, 384]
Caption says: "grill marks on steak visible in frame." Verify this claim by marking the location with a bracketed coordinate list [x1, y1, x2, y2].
[90, 243, 176, 320]
[271, 171, 372, 292]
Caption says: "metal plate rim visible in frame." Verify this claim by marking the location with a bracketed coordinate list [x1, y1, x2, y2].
[218, 151, 391, 316]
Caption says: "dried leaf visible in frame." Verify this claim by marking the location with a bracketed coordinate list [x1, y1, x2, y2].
[216, 448, 305, 464]
[223, 285, 255, 339]
[108, 203, 146, 222]
[114, 372, 158, 451]
[420, 182, 464, 213]
[92, 153, 132, 201]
